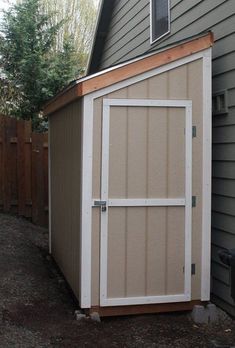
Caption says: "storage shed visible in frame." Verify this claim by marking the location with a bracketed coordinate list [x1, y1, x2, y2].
[44, 33, 213, 316]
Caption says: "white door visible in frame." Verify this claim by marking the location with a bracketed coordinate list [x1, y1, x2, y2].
[99, 99, 192, 307]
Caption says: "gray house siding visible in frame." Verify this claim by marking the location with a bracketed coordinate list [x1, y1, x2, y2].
[99, 0, 234, 70]
[91, 0, 235, 316]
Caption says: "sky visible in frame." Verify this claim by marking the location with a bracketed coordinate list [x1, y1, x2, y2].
[0, 0, 12, 19]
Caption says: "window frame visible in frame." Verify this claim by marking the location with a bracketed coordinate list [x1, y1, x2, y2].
[150, 0, 171, 45]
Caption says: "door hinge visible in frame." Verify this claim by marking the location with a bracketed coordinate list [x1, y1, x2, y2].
[192, 196, 196, 207]
[183, 264, 196, 275]
[192, 126, 197, 138]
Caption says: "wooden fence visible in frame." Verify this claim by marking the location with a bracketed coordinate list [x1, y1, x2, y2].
[0, 115, 48, 226]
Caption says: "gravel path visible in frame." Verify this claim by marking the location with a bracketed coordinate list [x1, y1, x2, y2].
[0, 213, 234, 347]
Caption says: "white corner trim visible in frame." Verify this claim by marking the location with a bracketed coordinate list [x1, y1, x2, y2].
[80, 95, 93, 308]
[201, 48, 212, 301]
[48, 118, 52, 254]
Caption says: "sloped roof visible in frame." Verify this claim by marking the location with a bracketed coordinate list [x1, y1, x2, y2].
[44, 32, 213, 116]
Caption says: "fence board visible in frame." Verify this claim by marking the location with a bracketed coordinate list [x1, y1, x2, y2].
[0, 115, 48, 226]
[17, 120, 26, 216]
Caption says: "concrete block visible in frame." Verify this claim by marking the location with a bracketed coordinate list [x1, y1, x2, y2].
[207, 303, 218, 323]
[75, 313, 86, 321]
[90, 311, 101, 322]
[191, 305, 209, 324]
[75, 310, 86, 321]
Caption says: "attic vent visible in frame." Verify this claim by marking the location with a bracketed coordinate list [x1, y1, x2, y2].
[212, 90, 228, 116]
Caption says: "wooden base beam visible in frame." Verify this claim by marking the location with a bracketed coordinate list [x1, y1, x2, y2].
[85, 300, 207, 317]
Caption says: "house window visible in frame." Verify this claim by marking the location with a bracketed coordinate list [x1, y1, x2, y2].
[212, 90, 228, 116]
[150, 0, 170, 44]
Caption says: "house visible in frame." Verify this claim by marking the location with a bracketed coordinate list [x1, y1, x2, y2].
[88, 0, 235, 317]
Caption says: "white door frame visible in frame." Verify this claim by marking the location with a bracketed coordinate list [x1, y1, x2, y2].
[99, 98, 192, 307]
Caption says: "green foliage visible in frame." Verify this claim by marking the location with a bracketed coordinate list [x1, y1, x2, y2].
[0, 0, 81, 130]
[40, 0, 98, 72]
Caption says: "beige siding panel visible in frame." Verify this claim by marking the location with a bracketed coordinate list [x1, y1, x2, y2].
[147, 107, 168, 198]
[126, 207, 146, 297]
[168, 108, 185, 197]
[107, 206, 185, 299]
[50, 100, 82, 301]
[107, 208, 126, 298]
[148, 73, 168, 99]
[109, 107, 128, 198]
[127, 106, 148, 198]
[109, 106, 185, 200]
[166, 207, 185, 295]
[146, 207, 167, 295]
[168, 65, 187, 98]
[127, 79, 148, 99]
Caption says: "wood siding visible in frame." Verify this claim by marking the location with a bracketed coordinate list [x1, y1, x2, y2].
[91, 59, 204, 306]
[50, 100, 82, 301]
[96, 0, 235, 317]
[0, 116, 48, 226]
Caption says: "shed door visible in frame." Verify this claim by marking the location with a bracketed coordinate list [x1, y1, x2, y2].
[99, 99, 192, 307]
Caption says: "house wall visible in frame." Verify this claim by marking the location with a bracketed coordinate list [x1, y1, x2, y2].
[91, 59, 204, 306]
[96, 0, 235, 317]
[49, 100, 82, 301]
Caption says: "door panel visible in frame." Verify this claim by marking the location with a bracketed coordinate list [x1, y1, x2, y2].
[100, 99, 192, 307]
[108, 106, 185, 199]
[107, 206, 185, 299]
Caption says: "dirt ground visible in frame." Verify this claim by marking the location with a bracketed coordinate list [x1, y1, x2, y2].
[0, 213, 234, 348]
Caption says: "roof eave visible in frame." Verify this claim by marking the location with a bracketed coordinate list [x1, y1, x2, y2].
[44, 32, 214, 116]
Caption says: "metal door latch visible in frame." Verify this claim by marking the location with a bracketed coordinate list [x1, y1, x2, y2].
[94, 200, 107, 212]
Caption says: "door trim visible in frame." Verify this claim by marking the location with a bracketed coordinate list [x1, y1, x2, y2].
[100, 98, 192, 307]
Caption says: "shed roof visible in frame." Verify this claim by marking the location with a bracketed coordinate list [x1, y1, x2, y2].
[44, 32, 213, 116]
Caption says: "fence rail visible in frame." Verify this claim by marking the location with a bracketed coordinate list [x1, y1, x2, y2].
[0, 115, 48, 226]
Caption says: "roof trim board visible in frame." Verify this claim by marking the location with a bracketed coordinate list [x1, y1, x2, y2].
[44, 32, 213, 116]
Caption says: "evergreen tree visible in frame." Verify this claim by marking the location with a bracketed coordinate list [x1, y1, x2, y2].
[0, 0, 80, 130]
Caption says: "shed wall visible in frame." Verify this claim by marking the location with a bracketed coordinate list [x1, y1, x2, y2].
[91, 59, 204, 306]
[50, 100, 82, 300]
[94, 0, 235, 317]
